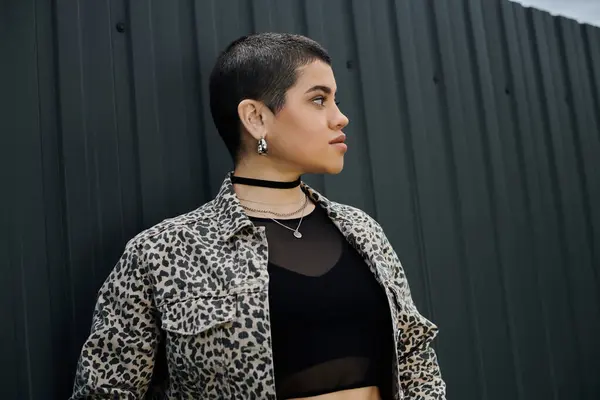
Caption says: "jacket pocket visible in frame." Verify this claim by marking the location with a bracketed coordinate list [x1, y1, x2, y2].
[160, 294, 238, 334]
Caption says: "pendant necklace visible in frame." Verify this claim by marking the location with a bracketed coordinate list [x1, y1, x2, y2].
[267, 194, 308, 239]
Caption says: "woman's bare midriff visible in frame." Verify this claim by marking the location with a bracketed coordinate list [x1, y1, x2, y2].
[291, 386, 381, 400]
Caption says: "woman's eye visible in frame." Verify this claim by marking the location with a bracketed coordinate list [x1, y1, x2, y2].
[312, 96, 340, 107]
[312, 97, 326, 106]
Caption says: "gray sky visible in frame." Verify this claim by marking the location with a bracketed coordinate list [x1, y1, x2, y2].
[510, 0, 600, 27]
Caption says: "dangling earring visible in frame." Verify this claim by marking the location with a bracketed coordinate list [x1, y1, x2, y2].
[257, 136, 268, 155]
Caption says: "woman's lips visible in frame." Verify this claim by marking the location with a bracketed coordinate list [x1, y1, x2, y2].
[329, 133, 346, 144]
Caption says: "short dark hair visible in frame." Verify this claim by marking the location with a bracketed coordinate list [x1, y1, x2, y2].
[209, 32, 331, 162]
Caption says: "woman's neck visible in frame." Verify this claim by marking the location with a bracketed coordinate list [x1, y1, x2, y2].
[232, 161, 309, 212]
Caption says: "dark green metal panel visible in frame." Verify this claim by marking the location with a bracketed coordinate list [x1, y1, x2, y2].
[500, 3, 558, 399]
[2, 0, 600, 399]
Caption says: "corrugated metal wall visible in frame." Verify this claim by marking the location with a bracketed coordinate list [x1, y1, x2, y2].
[2, 0, 599, 399]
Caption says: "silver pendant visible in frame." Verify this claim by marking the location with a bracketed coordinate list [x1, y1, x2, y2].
[293, 231, 302, 239]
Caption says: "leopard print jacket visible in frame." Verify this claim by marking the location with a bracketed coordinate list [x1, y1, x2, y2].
[71, 173, 446, 399]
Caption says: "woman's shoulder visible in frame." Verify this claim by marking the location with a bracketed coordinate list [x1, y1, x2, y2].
[328, 200, 382, 230]
[126, 199, 219, 253]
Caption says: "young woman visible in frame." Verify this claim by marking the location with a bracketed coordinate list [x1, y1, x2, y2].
[71, 32, 446, 400]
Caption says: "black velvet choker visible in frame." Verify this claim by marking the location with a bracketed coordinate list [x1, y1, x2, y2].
[231, 175, 301, 189]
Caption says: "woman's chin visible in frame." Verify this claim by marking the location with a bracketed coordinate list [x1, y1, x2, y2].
[297, 155, 345, 176]
[321, 158, 345, 175]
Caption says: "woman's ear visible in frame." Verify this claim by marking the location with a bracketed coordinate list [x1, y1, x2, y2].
[238, 99, 269, 141]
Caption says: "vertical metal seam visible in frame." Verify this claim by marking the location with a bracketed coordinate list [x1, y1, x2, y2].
[345, 0, 377, 219]
[22, 1, 38, 396]
[147, 0, 166, 218]
[463, 0, 498, 399]
[581, 28, 600, 141]
[520, 10, 560, 398]
[530, 10, 585, 393]
[90, 3, 107, 279]
[50, 0, 79, 373]
[122, 0, 145, 232]
[503, 4, 559, 398]
[489, 2, 527, 398]
[189, 0, 212, 202]
[107, 0, 127, 243]
[554, 20, 600, 309]
[72, 0, 99, 284]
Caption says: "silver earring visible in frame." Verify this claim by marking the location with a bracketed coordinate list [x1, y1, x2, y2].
[257, 137, 268, 155]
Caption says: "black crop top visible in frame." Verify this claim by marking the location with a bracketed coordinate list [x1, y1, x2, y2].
[250, 205, 394, 399]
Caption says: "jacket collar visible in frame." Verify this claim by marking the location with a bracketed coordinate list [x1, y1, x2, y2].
[214, 172, 345, 240]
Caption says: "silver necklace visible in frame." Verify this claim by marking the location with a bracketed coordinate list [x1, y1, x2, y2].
[237, 195, 304, 206]
[268, 195, 308, 239]
[240, 195, 308, 218]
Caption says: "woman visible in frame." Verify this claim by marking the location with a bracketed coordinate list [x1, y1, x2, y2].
[71, 32, 445, 400]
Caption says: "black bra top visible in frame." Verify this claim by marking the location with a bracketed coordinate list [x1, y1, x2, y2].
[250, 205, 395, 399]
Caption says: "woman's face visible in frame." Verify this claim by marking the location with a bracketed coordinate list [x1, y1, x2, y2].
[265, 60, 350, 175]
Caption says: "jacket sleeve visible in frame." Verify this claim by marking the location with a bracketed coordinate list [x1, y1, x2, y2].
[70, 239, 161, 399]
[377, 228, 446, 399]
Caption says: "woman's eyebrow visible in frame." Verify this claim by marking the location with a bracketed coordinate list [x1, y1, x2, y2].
[304, 85, 334, 94]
